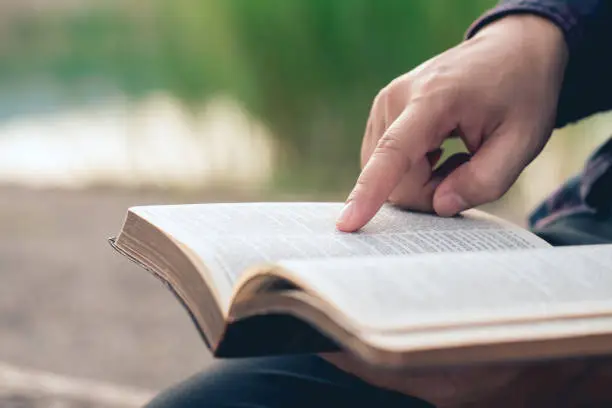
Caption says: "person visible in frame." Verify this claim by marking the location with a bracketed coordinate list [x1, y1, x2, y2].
[147, 1, 612, 407]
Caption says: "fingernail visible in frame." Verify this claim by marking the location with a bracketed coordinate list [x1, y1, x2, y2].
[336, 201, 355, 227]
[437, 192, 467, 216]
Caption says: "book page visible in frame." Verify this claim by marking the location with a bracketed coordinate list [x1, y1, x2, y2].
[275, 244, 612, 333]
[131, 202, 548, 308]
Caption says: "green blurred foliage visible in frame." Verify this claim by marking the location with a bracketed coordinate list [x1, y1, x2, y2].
[0, 0, 494, 191]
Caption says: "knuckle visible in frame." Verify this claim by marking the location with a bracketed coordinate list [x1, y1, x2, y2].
[412, 67, 456, 100]
[373, 86, 390, 108]
[386, 75, 409, 94]
[409, 69, 461, 125]
[372, 131, 411, 172]
[415, 72, 440, 93]
[376, 132, 404, 155]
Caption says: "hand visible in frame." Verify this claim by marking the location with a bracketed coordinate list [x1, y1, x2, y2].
[321, 352, 612, 408]
[336, 15, 568, 232]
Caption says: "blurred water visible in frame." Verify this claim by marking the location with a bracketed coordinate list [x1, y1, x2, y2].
[0, 93, 275, 189]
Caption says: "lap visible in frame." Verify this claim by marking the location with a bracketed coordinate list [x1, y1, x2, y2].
[145, 355, 432, 408]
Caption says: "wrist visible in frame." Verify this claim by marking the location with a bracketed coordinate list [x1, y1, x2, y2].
[473, 14, 568, 69]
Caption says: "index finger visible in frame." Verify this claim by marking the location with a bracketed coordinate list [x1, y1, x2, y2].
[336, 105, 445, 232]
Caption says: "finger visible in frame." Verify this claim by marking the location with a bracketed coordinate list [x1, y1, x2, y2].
[361, 87, 406, 168]
[360, 89, 383, 168]
[337, 105, 446, 232]
[383, 84, 407, 131]
[360, 115, 374, 168]
[388, 152, 470, 212]
[433, 126, 529, 217]
[388, 157, 437, 212]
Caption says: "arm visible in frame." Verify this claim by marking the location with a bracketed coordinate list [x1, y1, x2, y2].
[467, 0, 612, 127]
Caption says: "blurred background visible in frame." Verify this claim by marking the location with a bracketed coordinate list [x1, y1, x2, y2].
[1, 0, 611, 406]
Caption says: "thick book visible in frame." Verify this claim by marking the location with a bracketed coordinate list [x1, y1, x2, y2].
[110, 202, 612, 369]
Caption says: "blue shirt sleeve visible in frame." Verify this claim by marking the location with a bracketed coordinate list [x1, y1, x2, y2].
[466, 0, 612, 128]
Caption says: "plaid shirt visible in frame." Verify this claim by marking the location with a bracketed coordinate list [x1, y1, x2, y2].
[466, 0, 612, 229]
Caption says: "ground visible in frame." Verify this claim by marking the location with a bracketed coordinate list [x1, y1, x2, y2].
[0, 186, 276, 407]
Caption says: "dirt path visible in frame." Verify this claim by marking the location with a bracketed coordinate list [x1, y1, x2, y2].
[0, 186, 278, 394]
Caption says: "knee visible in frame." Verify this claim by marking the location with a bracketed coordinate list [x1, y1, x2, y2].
[144, 362, 240, 408]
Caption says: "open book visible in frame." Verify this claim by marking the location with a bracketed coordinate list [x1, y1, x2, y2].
[111, 202, 612, 369]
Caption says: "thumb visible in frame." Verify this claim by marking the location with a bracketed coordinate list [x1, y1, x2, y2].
[433, 128, 532, 217]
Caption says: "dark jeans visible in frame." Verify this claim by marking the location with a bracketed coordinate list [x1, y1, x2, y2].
[146, 355, 433, 408]
[146, 212, 612, 408]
